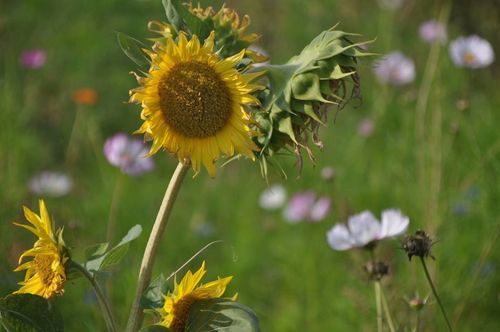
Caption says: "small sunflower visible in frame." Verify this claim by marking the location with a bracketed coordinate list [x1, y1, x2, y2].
[13, 200, 69, 299]
[159, 261, 233, 331]
[130, 31, 262, 177]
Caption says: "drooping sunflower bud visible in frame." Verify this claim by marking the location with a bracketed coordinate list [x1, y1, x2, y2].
[363, 260, 390, 281]
[188, 3, 266, 63]
[401, 230, 435, 261]
[251, 26, 372, 176]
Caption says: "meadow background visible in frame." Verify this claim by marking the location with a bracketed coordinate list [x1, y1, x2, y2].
[1, 0, 499, 331]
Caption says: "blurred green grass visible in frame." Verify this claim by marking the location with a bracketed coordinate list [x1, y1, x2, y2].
[1, 0, 499, 331]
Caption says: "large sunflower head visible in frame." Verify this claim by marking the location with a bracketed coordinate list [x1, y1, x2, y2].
[13, 200, 69, 299]
[130, 31, 262, 177]
[158, 261, 233, 331]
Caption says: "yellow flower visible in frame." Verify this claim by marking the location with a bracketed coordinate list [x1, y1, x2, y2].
[159, 261, 233, 331]
[130, 31, 261, 177]
[13, 200, 69, 299]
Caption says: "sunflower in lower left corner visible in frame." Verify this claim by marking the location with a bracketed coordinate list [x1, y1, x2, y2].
[13, 199, 69, 299]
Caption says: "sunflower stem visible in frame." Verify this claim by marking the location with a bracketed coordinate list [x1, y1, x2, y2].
[126, 161, 190, 332]
[420, 257, 453, 332]
[374, 281, 383, 332]
[71, 261, 117, 332]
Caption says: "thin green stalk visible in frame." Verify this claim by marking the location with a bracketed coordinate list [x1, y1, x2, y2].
[379, 282, 396, 332]
[126, 161, 190, 332]
[420, 257, 453, 331]
[416, 311, 420, 332]
[374, 281, 383, 332]
[71, 261, 117, 332]
[106, 173, 125, 243]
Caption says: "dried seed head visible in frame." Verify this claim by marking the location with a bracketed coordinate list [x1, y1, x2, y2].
[363, 260, 390, 281]
[401, 230, 434, 261]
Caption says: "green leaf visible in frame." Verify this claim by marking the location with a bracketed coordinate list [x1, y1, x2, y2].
[84, 225, 142, 274]
[0, 294, 63, 332]
[117, 32, 150, 68]
[162, 0, 212, 39]
[139, 325, 171, 332]
[162, 0, 183, 33]
[141, 273, 171, 310]
[185, 299, 261, 332]
[84, 243, 109, 261]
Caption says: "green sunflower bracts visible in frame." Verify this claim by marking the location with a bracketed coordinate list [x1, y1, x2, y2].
[253, 27, 372, 177]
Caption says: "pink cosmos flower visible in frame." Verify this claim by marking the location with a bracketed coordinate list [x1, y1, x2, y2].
[104, 133, 154, 176]
[20, 49, 46, 69]
[283, 191, 331, 223]
[419, 20, 447, 44]
[358, 118, 375, 138]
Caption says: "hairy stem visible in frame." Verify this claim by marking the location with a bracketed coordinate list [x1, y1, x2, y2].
[71, 261, 117, 332]
[420, 257, 453, 331]
[125, 161, 190, 332]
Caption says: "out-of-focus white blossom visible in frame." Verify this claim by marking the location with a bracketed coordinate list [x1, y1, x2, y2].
[258, 184, 287, 210]
[449, 35, 494, 69]
[327, 209, 409, 251]
[28, 171, 73, 197]
[373, 52, 415, 86]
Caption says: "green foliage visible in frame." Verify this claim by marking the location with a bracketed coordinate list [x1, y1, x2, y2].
[0, 294, 63, 332]
[141, 273, 170, 310]
[186, 299, 261, 332]
[117, 32, 150, 69]
[84, 224, 142, 275]
[161, 0, 212, 39]
[139, 325, 171, 332]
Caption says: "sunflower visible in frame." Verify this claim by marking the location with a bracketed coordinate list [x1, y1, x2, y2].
[13, 200, 69, 299]
[130, 31, 262, 177]
[159, 261, 233, 331]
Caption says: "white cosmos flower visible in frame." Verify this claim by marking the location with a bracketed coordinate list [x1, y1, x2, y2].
[327, 209, 409, 251]
[449, 35, 494, 69]
[373, 52, 415, 86]
[259, 184, 287, 210]
[28, 171, 73, 197]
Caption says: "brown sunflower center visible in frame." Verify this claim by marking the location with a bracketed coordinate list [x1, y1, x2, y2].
[34, 254, 56, 286]
[170, 295, 197, 332]
[158, 61, 233, 138]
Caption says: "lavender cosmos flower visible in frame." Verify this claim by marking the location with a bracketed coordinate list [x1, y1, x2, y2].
[103, 133, 154, 175]
[358, 118, 375, 138]
[19, 49, 46, 69]
[419, 20, 447, 44]
[373, 52, 415, 86]
[28, 171, 73, 197]
[327, 209, 409, 250]
[259, 184, 287, 210]
[309, 197, 332, 222]
[283, 191, 331, 223]
[449, 35, 494, 68]
[321, 166, 335, 180]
